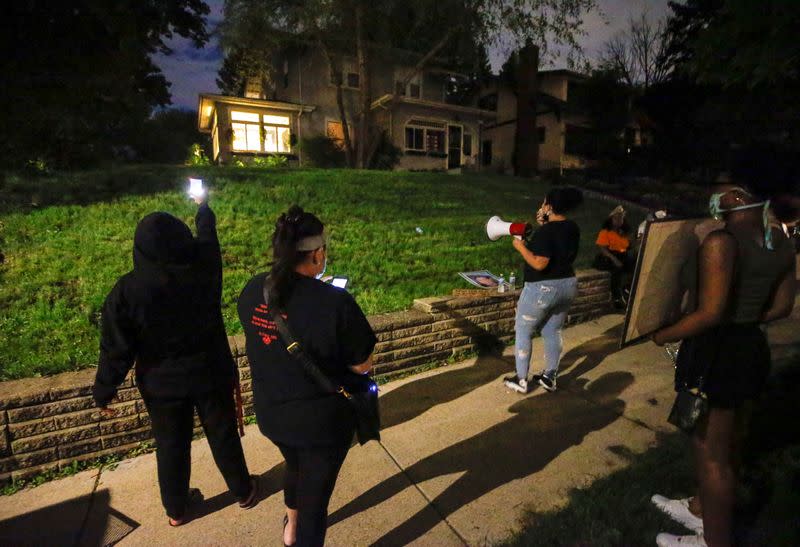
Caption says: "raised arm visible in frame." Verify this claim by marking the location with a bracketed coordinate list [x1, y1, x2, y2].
[653, 231, 737, 345]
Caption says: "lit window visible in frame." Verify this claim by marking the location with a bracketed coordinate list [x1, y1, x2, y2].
[263, 126, 278, 153]
[231, 122, 263, 152]
[263, 114, 290, 126]
[278, 127, 292, 153]
[231, 110, 293, 153]
[231, 111, 260, 122]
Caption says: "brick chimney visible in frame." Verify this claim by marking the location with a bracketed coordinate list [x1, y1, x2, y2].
[244, 76, 264, 99]
[514, 42, 539, 177]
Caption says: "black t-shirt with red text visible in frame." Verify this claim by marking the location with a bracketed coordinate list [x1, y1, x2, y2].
[237, 272, 376, 446]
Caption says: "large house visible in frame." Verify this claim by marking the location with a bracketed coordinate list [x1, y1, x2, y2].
[197, 46, 648, 172]
[198, 45, 496, 170]
[477, 69, 652, 174]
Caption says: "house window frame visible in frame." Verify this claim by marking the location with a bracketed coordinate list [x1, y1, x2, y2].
[326, 118, 346, 150]
[404, 118, 447, 154]
[230, 109, 293, 154]
[330, 59, 360, 90]
[395, 68, 422, 99]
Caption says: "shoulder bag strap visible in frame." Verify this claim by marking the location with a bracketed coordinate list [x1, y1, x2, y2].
[262, 277, 352, 399]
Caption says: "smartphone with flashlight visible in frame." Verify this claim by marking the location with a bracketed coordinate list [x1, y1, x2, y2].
[331, 277, 349, 289]
[188, 178, 205, 200]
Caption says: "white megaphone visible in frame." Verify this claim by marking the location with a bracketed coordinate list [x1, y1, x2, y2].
[486, 216, 532, 241]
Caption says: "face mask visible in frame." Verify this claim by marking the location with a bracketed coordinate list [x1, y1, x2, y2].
[708, 188, 774, 250]
[314, 251, 327, 280]
[315, 258, 327, 279]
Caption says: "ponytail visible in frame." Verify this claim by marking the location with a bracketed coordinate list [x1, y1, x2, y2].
[270, 205, 324, 307]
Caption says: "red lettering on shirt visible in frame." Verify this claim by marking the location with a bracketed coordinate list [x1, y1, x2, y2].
[251, 304, 285, 347]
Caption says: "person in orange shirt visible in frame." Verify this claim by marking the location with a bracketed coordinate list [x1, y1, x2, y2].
[593, 205, 634, 308]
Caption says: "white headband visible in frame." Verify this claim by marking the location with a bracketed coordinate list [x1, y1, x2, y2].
[296, 231, 327, 251]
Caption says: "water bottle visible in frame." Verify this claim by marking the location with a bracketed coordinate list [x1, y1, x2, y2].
[497, 276, 506, 293]
[509, 272, 516, 291]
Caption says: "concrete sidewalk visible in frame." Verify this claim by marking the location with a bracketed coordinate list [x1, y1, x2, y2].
[2, 309, 799, 546]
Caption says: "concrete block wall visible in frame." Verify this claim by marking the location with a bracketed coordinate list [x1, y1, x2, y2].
[0, 270, 611, 484]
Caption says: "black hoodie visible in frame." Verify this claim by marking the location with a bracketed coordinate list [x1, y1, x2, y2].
[93, 204, 236, 405]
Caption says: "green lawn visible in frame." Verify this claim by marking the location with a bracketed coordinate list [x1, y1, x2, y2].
[0, 166, 639, 379]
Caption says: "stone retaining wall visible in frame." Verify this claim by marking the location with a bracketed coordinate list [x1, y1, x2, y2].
[0, 270, 611, 484]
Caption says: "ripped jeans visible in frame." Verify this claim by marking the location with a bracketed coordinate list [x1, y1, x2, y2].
[514, 277, 578, 381]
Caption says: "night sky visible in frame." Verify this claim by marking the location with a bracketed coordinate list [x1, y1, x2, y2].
[153, 0, 672, 111]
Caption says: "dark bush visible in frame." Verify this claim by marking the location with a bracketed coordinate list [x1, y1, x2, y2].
[300, 136, 346, 168]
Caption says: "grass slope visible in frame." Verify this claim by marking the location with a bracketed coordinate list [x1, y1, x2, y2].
[0, 167, 636, 379]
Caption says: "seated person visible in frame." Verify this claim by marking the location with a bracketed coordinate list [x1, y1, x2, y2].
[593, 205, 635, 308]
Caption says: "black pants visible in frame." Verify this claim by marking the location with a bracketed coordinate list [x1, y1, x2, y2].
[595, 251, 634, 301]
[276, 440, 351, 547]
[145, 387, 251, 519]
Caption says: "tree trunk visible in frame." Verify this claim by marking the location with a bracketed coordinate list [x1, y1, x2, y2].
[356, 3, 371, 169]
[322, 45, 355, 167]
[514, 42, 540, 177]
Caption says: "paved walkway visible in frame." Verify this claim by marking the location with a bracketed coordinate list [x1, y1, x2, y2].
[2, 308, 799, 546]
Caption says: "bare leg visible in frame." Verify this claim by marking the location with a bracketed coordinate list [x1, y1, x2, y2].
[693, 407, 736, 547]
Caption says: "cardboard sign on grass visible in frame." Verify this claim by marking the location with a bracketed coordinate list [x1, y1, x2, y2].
[621, 218, 723, 347]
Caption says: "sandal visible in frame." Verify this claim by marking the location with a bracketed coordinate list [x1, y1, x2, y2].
[168, 488, 203, 527]
[238, 476, 259, 509]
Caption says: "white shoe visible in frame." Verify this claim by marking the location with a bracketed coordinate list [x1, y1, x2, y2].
[656, 532, 707, 546]
[651, 494, 704, 534]
[503, 375, 528, 394]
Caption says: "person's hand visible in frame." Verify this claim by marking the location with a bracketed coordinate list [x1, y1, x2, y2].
[512, 237, 527, 253]
[536, 204, 551, 225]
[99, 406, 117, 418]
[193, 195, 207, 206]
[651, 330, 667, 347]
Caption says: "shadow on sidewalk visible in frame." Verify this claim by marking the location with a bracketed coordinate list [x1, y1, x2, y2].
[188, 461, 287, 523]
[0, 489, 138, 546]
[380, 323, 623, 431]
[330, 328, 632, 545]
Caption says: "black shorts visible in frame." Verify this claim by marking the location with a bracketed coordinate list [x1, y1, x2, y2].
[675, 323, 770, 408]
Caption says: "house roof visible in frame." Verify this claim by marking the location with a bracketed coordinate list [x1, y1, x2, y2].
[197, 94, 316, 132]
[370, 94, 498, 117]
[538, 69, 587, 80]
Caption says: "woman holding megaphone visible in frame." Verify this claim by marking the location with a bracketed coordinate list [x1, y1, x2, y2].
[503, 187, 584, 394]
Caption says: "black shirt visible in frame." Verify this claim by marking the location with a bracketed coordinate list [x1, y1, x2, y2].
[237, 272, 377, 447]
[523, 220, 580, 282]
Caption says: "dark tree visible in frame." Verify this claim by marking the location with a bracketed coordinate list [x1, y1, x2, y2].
[0, 1, 210, 168]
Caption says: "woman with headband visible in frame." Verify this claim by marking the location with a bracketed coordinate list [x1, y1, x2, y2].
[237, 205, 376, 547]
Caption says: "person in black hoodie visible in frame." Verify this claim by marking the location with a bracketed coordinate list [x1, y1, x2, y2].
[93, 196, 257, 526]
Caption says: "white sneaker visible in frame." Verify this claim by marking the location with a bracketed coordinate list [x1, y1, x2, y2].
[651, 495, 703, 534]
[656, 532, 707, 546]
[503, 375, 528, 394]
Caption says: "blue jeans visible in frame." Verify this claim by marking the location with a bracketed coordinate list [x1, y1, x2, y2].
[514, 278, 578, 381]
